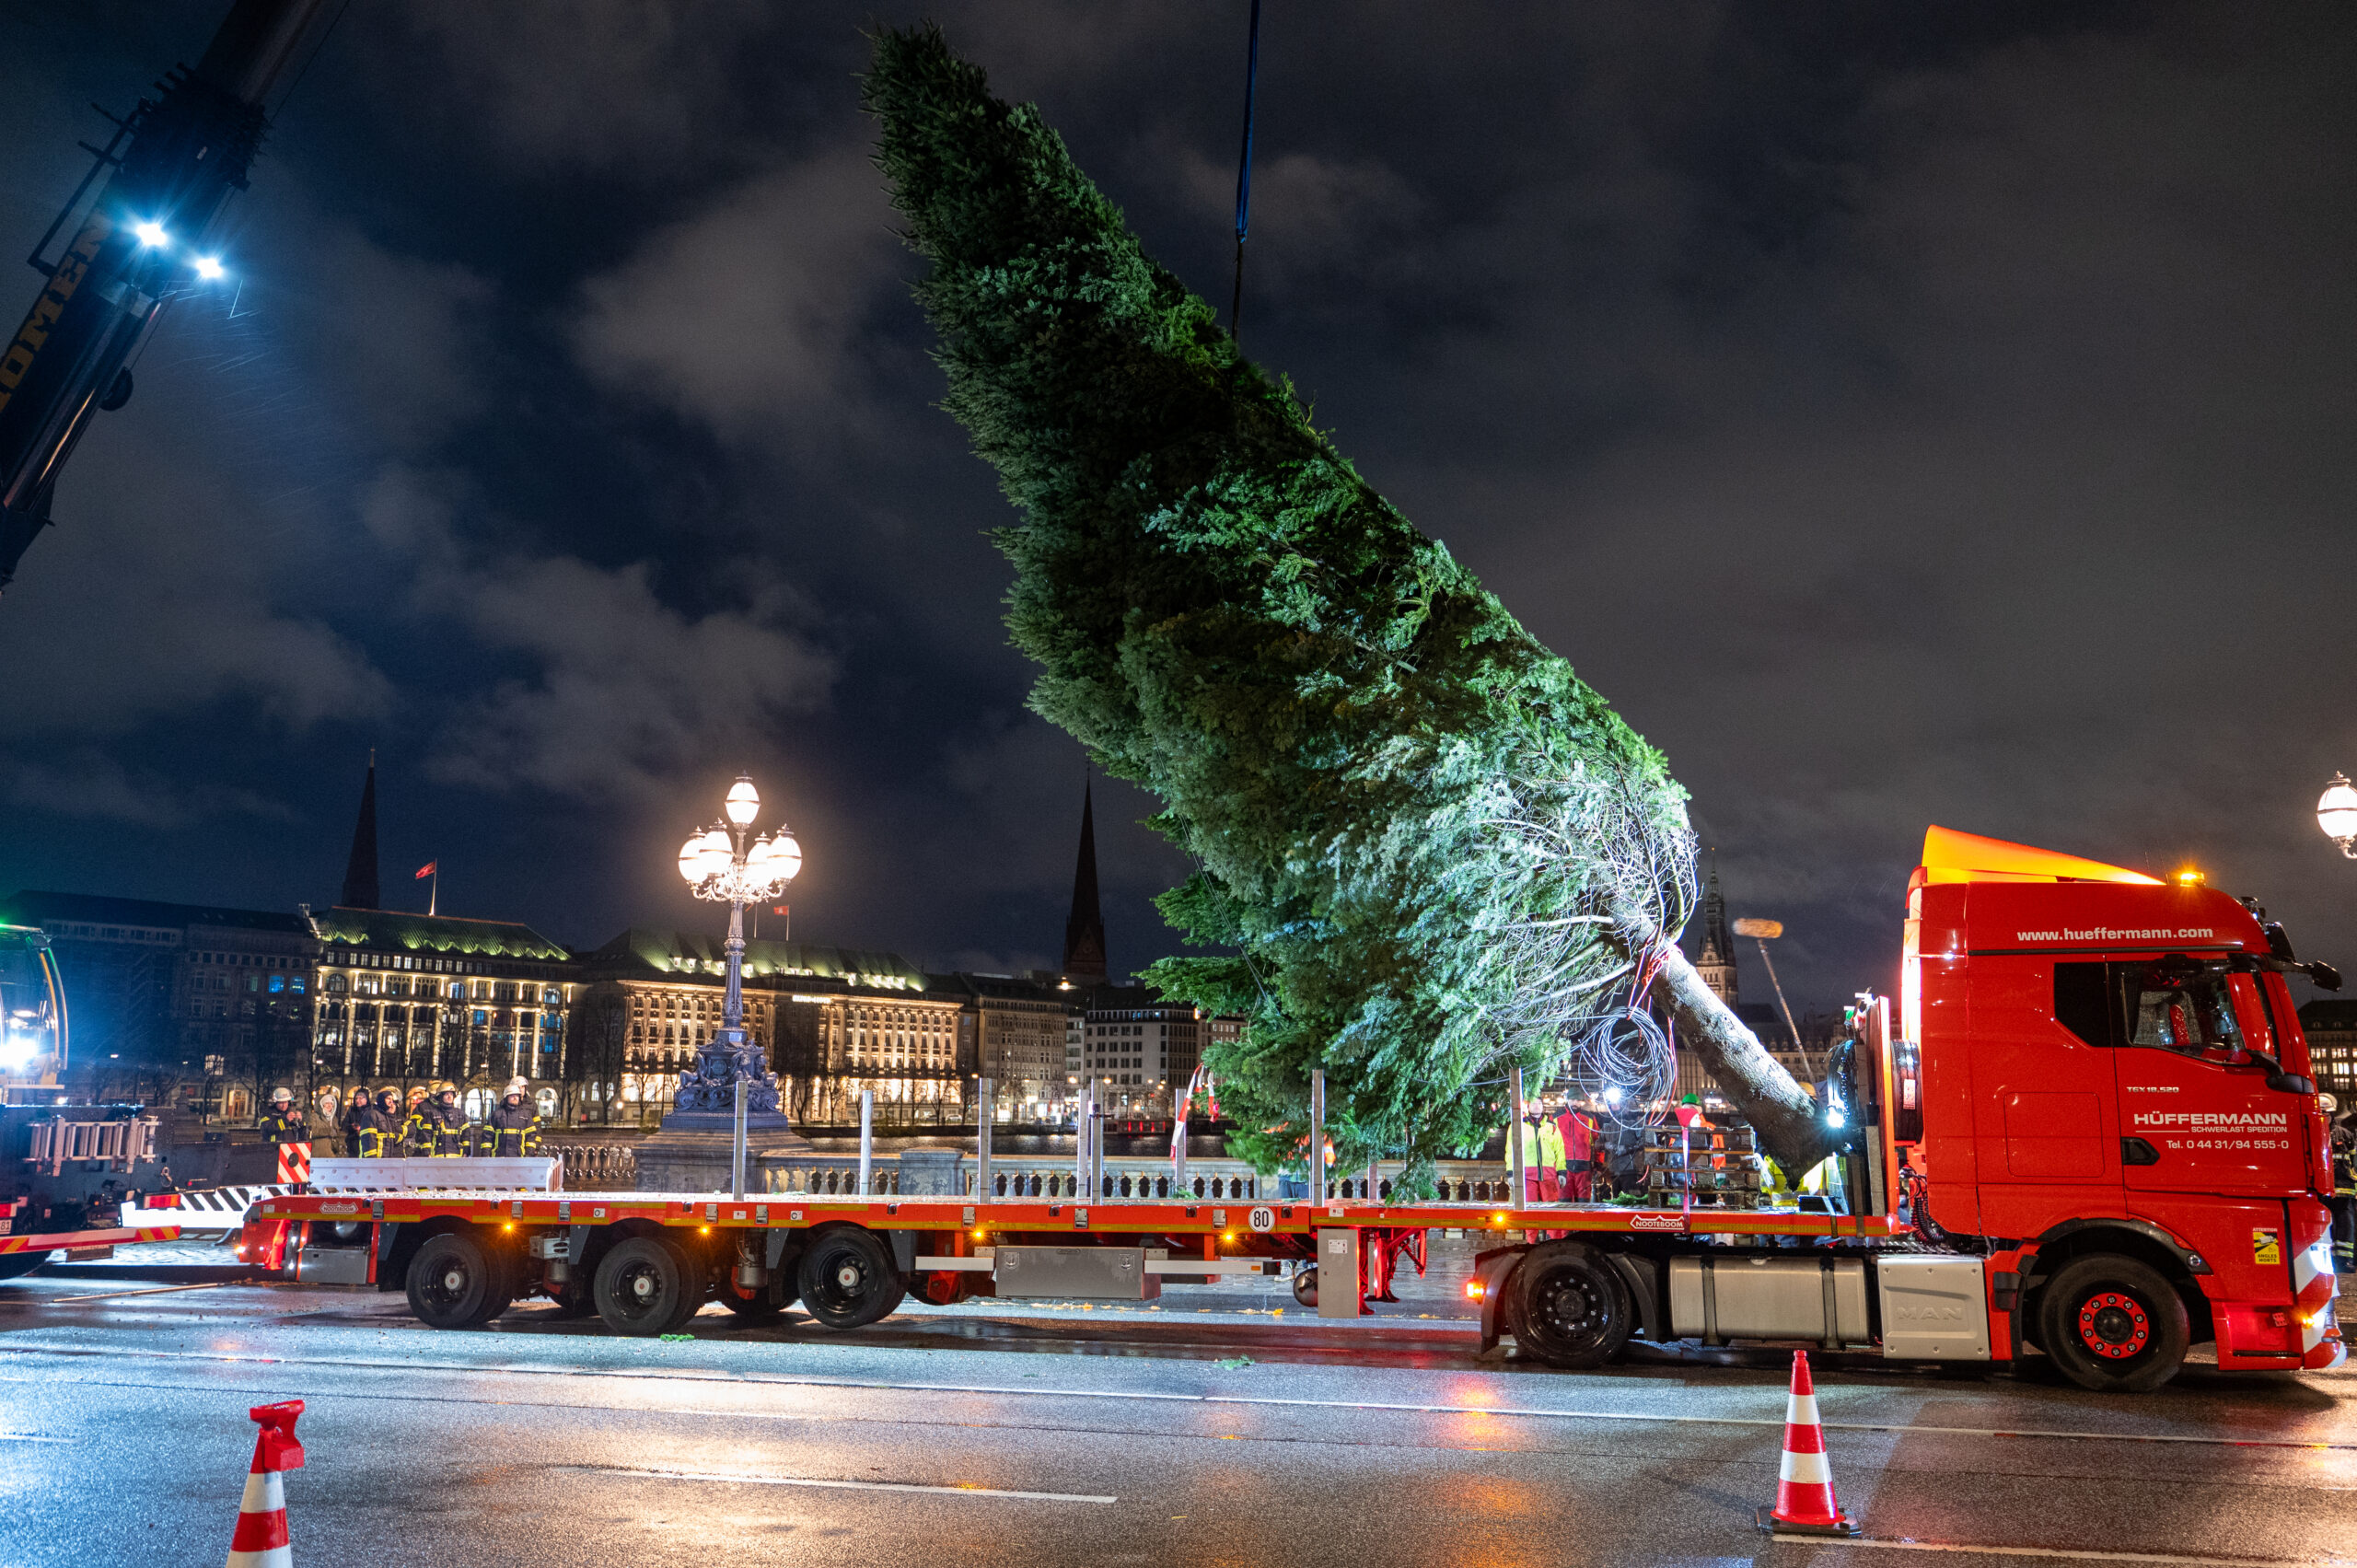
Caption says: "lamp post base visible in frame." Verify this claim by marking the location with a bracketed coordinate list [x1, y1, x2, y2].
[639, 1031, 810, 1191]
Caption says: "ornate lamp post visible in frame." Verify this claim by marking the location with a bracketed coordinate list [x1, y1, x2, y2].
[667, 775, 800, 1130]
[2320, 772, 2357, 860]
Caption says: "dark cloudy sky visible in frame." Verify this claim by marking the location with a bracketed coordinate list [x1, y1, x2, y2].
[2, 3, 2352, 1016]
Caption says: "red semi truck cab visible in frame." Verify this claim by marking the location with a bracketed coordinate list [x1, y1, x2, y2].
[1903, 826, 2343, 1381]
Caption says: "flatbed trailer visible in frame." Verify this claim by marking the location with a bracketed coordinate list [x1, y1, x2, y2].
[250, 1173, 1945, 1368]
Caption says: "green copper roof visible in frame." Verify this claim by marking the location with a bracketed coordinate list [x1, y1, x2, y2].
[311, 906, 569, 961]
[591, 929, 928, 992]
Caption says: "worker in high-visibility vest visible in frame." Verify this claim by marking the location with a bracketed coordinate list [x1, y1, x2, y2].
[257, 1087, 311, 1183]
[483, 1077, 544, 1158]
[1536, 1112, 1566, 1202]
[404, 1081, 469, 1156]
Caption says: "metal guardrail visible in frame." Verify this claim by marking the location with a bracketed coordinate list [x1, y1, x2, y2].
[546, 1143, 637, 1190]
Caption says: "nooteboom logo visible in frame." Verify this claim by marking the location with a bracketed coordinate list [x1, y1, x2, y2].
[1627, 1214, 1686, 1232]
[2014, 927, 2217, 942]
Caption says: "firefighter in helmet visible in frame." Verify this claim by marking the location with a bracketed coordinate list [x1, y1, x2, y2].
[348, 1086, 388, 1158]
[484, 1077, 544, 1158]
[257, 1086, 308, 1147]
[405, 1081, 469, 1156]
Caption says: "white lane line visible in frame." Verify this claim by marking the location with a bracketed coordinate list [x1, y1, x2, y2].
[1781, 1536, 2316, 1567]
[560, 1464, 1114, 1504]
[0, 1434, 72, 1444]
[4, 1344, 2351, 1454]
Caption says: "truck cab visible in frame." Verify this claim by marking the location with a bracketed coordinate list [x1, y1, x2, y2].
[1906, 826, 2342, 1387]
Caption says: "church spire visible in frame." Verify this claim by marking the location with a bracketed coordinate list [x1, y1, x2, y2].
[1694, 852, 1737, 1005]
[1061, 779, 1109, 983]
[340, 752, 381, 911]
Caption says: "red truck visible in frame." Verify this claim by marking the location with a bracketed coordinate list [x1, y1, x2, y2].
[245, 827, 2344, 1393]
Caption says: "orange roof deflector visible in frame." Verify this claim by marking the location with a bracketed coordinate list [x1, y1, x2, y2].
[1919, 825, 2162, 887]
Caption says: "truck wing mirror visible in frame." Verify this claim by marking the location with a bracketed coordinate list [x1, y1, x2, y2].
[2266, 1071, 2316, 1096]
[2307, 961, 2342, 993]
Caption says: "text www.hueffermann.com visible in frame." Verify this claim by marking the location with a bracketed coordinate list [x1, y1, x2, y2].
[2014, 927, 2216, 942]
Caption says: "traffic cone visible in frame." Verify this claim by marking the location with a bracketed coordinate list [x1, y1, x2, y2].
[1756, 1351, 1858, 1537]
[226, 1400, 306, 1567]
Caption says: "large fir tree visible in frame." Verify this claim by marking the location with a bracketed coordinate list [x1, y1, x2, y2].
[865, 27, 1834, 1179]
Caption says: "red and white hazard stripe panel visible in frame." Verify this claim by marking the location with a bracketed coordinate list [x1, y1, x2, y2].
[2291, 1202, 2344, 1370]
[274, 1142, 312, 1186]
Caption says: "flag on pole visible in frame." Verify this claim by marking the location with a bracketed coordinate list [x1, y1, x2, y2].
[414, 862, 436, 878]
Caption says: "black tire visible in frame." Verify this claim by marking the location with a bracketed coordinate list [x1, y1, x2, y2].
[1510, 1242, 1633, 1369]
[2038, 1253, 2189, 1393]
[796, 1227, 903, 1330]
[595, 1236, 704, 1337]
[1292, 1265, 1318, 1307]
[405, 1230, 507, 1330]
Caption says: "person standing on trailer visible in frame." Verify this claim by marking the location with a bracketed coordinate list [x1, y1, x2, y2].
[405, 1081, 469, 1156]
[257, 1087, 311, 1184]
[1557, 1101, 1596, 1202]
[483, 1077, 544, 1158]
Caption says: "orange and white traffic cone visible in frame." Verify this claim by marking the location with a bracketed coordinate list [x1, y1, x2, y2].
[226, 1400, 306, 1567]
[1757, 1350, 1858, 1537]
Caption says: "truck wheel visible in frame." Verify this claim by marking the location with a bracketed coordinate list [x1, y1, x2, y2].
[1511, 1242, 1633, 1369]
[406, 1231, 506, 1330]
[796, 1228, 903, 1330]
[595, 1236, 703, 1336]
[2038, 1254, 2189, 1393]
[1292, 1265, 1318, 1307]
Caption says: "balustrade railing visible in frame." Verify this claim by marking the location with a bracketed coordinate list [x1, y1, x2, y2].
[749, 1152, 1514, 1204]
[546, 1142, 637, 1190]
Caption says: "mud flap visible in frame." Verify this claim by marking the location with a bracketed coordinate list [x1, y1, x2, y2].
[1474, 1249, 1523, 1353]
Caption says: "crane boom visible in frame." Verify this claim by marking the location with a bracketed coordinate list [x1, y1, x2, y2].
[0, 0, 332, 593]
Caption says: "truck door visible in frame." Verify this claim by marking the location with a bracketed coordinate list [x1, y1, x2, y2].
[2104, 960, 2304, 1196]
[1979, 958, 2120, 1201]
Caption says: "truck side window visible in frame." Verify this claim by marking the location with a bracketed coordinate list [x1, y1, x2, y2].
[2123, 960, 2247, 1064]
[2053, 962, 2112, 1047]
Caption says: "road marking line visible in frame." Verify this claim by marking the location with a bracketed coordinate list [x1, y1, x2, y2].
[49, 1282, 238, 1304]
[1780, 1535, 2316, 1566]
[3, 1344, 2351, 1453]
[0, 1434, 72, 1444]
[560, 1464, 1114, 1504]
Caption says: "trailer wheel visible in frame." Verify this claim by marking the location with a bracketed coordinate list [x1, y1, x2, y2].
[594, 1236, 703, 1336]
[796, 1228, 903, 1330]
[1511, 1242, 1634, 1369]
[2038, 1254, 2189, 1393]
[406, 1231, 508, 1330]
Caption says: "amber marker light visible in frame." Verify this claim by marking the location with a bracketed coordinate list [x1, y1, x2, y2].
[2175, 867, 2205, 886]
[1464, 1279, 1486, 1301]
[1492, 1213, 1508, 1227]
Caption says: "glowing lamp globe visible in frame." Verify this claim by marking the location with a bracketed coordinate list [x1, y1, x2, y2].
[677, 834, 709, 884]
[765, 830, 803, 884]
[2321, 772, 2357, 855]
[725, 775, 761, 827]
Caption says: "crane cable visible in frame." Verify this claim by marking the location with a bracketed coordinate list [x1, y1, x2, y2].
[1228, 0, 1262, 344]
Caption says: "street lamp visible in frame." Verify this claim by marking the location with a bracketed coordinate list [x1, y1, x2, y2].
[671, 774, 802, 1121]
[2320, 772, 2357, 859]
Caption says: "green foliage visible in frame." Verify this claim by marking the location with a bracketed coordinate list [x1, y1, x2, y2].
[866, 27, 1692, 1184]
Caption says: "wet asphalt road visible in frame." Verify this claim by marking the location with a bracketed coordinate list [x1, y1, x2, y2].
[3, 1271, 2355, 1568]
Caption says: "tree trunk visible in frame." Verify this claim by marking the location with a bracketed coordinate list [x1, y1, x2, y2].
[1641, 935, 1840, 1177]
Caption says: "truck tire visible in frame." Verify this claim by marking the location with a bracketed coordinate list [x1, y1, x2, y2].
[595, 1236, 704, 1336]
[2038, 1253, 2189, 1393]
[797, 1227, 903, 1330]
[1511, 1242, 1634, 1369]
[406, 1231, 508, 1330]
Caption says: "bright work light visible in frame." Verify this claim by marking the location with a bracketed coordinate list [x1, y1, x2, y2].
[192, 254, 225, 280]
[134, 220, 168, 247]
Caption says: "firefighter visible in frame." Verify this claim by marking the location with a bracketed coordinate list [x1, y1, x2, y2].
[405, 1081, 469, 1156]
[257, 1086, 312, 1184]
[2330, 1115, 2355, 1273]
[348, 1088, 387, 1158]
[371, 1086, 404, 1155]
[257, 1086, 308, 1145]
[484, 1077, 544, 1157]
[337, 1088, 373, 1157]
